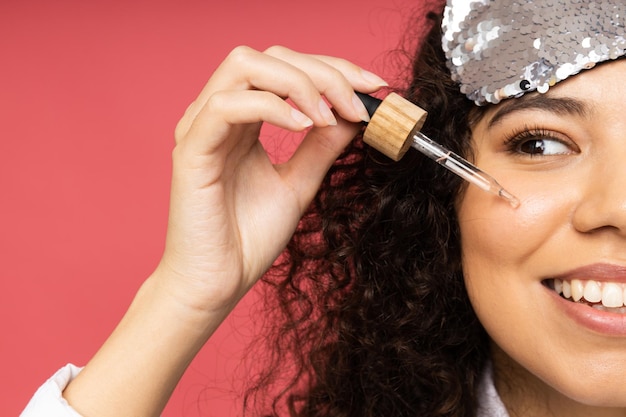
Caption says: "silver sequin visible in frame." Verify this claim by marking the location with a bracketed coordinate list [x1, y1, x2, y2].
[442, 0, 626, 105]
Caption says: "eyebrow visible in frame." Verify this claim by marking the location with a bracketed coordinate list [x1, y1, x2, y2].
[487, 94, 591, 129]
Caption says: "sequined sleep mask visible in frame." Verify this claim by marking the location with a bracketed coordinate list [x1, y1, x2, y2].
[441, 0, 626, 105]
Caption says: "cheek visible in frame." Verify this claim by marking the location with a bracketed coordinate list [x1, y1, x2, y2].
[458, 183, 567, 266]
[456, 181, 574, 377]
[456, 172, 578, 340]
[456, 176, 575, 328]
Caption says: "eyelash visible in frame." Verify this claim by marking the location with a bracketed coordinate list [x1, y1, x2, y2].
[503, 127, 574, 157]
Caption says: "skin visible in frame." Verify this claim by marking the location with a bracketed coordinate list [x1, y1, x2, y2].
[458, 60, 626, 417]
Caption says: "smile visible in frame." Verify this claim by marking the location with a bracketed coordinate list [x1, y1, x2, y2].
[548, 279, 626, 313]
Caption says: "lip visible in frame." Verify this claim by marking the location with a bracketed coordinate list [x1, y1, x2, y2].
[551, 263, 626, 283]
[546, 263, 626, 336]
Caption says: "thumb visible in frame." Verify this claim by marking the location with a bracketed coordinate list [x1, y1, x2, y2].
[277, 118, 362, 212]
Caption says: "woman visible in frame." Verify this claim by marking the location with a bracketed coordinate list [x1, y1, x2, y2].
[22, 0, 626, 416]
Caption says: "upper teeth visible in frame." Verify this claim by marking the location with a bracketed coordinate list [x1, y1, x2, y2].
[554, 279, 626, 308]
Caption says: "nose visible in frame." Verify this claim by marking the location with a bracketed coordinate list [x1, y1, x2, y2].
[571, 155, 626, 236]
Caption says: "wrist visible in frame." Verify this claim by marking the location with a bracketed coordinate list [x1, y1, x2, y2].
[140, 266, 237, 335]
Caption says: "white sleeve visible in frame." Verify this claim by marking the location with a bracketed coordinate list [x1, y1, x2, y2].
[20, 364, 84, 417]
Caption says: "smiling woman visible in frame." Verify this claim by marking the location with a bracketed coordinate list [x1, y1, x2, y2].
[19, 0, 626, 417]
[461, 60, 626, 415]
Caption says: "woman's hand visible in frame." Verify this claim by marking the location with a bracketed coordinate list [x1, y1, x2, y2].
[155, 45, 387, 315]
[63, 46, 387, 417]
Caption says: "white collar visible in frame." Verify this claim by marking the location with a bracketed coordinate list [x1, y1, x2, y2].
[476, 362, 510, 417]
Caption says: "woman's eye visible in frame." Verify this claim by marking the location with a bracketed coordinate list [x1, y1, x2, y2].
[517, 138, 572, 156]
[504, 129, 577, 157]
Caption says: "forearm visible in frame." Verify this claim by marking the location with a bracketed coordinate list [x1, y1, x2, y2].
[62, 271, 230, 417]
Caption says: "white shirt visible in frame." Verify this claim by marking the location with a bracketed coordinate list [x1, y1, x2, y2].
[20, 363, 509, 416]
[476, 362, 510, 417]
[20, 364, 83, 417]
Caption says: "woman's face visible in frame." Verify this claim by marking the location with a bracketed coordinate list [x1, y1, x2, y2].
[458, 59, 626, 413]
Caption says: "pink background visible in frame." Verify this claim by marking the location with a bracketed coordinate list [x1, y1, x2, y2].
[1, 0, 416, 415]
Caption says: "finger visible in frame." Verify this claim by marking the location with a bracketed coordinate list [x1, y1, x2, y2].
[263, 45, 388, 123]
[179, 46, 388, 138]
[177, 90, 314, 155]
[310, 53, 389, 92]
[266, 45, 388, 93]
[277, 116, 362, 211]
[180, 46, 337, 134]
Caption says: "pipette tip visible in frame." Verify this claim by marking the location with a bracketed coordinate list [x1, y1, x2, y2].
[498, 188, 520, 209]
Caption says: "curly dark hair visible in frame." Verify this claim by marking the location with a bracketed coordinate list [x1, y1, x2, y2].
[244, 4, 492, 417]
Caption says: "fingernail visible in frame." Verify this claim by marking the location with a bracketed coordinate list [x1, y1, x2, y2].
[361, 69, 388, 87]
[352, 93, 370, 122]
[291, 108, 314, 128]
[318, 99, 337, 126]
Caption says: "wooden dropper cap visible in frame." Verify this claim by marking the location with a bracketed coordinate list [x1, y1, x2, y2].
[357, 92, 428, 161]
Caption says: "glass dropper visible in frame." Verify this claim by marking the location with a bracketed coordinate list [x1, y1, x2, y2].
[411, 131, 519, 208]
[356, 92, 520, 208]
